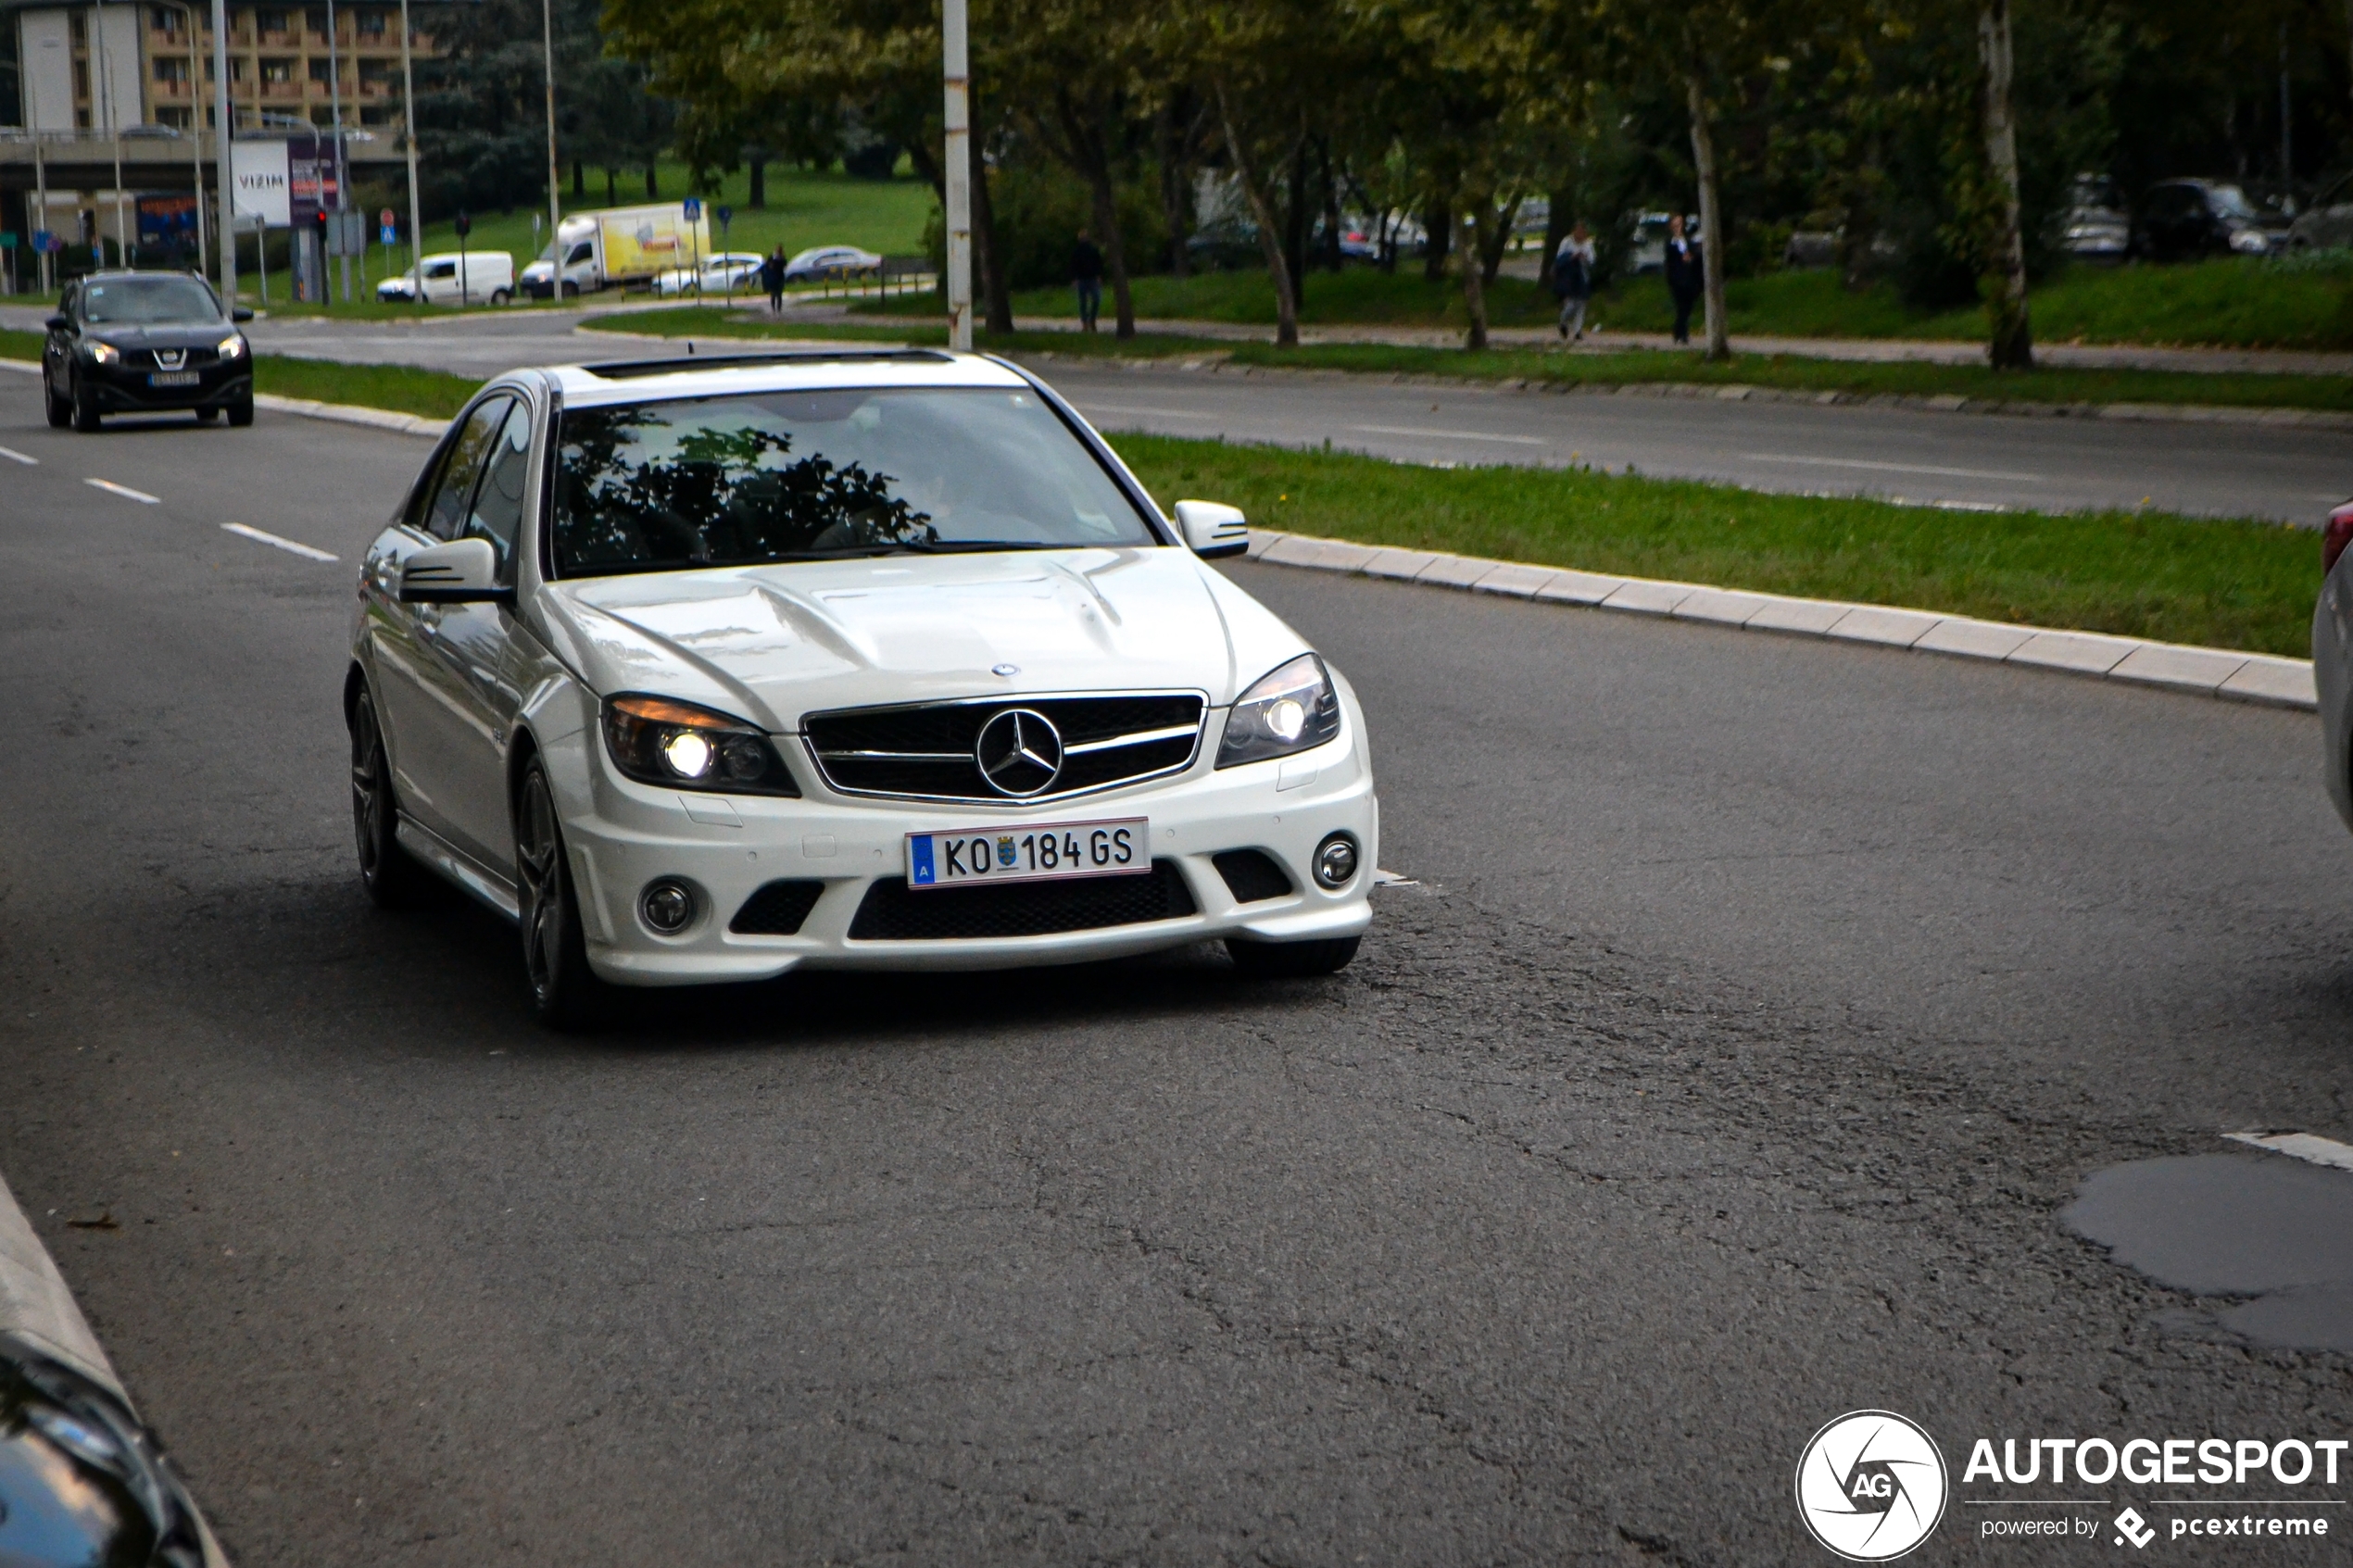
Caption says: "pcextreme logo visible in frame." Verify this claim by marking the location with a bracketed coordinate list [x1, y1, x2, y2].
[1795, 1411, 1951, 1562]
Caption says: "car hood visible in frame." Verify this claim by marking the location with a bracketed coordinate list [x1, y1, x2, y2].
[81, 321, 235, 347]
[535, 546, 1307, 731]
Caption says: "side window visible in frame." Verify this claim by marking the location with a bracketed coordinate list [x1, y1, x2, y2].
[566, 243, 593, 265]
[464, 401, 534, 575]
[420, 397, 510, 543]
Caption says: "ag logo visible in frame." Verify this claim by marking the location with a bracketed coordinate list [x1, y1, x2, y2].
[1795, 1411, 1949, 1562]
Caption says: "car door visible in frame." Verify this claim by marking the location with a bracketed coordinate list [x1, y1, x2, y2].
[367, 395, 511, 853]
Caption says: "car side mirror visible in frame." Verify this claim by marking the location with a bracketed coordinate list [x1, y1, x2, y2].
[231, 306, 254, 322]
[399, 537, 512, 605]
[1174, 499, 1249, 559]
[44, 314, 69, 332]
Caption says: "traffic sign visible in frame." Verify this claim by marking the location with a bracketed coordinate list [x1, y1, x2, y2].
[716, 205, 732, 225]
[380, 207, 396, 229]
[454, 211, 472, 239]
[32, 230, 56, 255]
[381, 222, 397, 246]
[682, 196, 701, 221]
[0, 232, 14, 250]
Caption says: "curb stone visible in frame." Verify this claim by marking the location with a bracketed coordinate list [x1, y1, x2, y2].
[1244, 529, 2318, 712]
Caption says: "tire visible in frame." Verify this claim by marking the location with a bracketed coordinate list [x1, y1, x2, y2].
[44, 374, 69, 429]
[226, 393, 254, 428]
[195, 406, 220, 423]
[514, 758, 606, 1030]
[350, 685, 432, 909]
[1226, 935, 1361, 979]
[69, 372, 99, 433]
[490, 287, 511, 307]
[560, 281, 579, 299]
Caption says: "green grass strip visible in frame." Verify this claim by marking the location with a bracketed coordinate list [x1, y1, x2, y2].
[591, 307, 2353, 413]
[1106, 433, 2322, 659]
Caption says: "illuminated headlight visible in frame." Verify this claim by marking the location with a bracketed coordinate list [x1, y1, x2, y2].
[217, 334, 245, 358]
[2230, 229, 2271, 254]
[1216, 653, 1340, 769]
[602, 694, 799, 796]
[85, 341, 120, 364]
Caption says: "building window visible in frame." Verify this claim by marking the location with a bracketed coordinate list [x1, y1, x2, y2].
[261, 56, 294, 82]
[356, 9, 385, 40]
[308, 56, 331, 82]
[72, 59, 89, 99]
[69, 13, 85, 47]
[155, 56, 190, 84]
[305, 7, 326, 37]
[256, 8, 289, 37]
[158, 105, 193, 127]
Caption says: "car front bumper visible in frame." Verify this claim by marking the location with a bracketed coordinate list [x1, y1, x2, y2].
[553, 719, 1378, 986]
[81, 359, 250, 412]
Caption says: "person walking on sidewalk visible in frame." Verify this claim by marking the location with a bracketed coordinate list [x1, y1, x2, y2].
[1664, 215, 1703, 346]
[1553, 221, 1595, 342]
[1073, 230, 1104, 332]
[760, 246, 786, 315]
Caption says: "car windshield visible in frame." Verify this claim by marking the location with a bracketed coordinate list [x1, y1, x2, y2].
[2208, 183, 2260, 219]
[550, 386, 1158, 577]
[81, 276, 221, 324]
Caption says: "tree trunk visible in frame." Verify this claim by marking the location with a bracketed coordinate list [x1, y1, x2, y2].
[573, 160, 585, 198]
[645, 164, 660, 199]
[1456, 206, 1490, 351]
[1478, 194, 1518, 285]
[1157, 102, 1190, 278]
[1684, 71, 1730, 361]
[1537, 184, 1570, 294]
[1978, 0, 2033, 369]
[2345, 0, 2353, 133]
[971, 134, 1013, 332]
[605, 167, 618, 205]
[748, 157, 766, 208]
[1317, 139, 1342, 271]
[1422, 198, 1452, 280]
[1215, 84, 1299, 347]
[1283, 140, 1310, 310]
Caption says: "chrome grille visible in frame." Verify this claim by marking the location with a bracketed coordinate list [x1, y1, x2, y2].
[804, 692, 1205, 803]
[132, 346, 217, 369]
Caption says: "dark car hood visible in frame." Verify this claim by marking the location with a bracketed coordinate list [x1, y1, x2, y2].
[78, 321, 234, 347]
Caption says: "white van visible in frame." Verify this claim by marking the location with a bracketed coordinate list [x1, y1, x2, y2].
[377, 251, 515, 307]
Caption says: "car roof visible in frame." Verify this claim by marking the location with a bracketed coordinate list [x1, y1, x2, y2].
[539, 348, 1033, 409]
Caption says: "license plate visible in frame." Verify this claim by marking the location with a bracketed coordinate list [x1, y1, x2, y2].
[908, 817, 1147, 890]
[148, 370, 200, 387]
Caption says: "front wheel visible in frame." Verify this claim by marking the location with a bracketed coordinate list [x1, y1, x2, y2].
[44, 373, 69, 429]
[350, 685, 432, 908]
[195, 405, 220, 424]
[69, 372, 99, 433]
[514, 759, 606, 1030]
[560, 281, 579, 299]
[1226, 935, 1361, 979]
[490, 287, 511, 307]
[226, 392, 254, 427]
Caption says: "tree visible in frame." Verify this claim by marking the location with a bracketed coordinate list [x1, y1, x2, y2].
[1975, 0, 2031, 367]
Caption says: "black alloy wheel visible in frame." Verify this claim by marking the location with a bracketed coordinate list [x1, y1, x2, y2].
[350, 685, 429, 908]
[44, 372, 69, 429]
[1226, 935, 1361, 978]
[69, 371, 100, 433]
[514, 758, 604, 1030]
[226, 392, 254, 428]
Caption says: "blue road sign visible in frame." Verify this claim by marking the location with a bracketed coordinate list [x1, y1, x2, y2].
[682, 196, 702, 221]
[381, 223, 396, 245]
[716, 205, 732, 225]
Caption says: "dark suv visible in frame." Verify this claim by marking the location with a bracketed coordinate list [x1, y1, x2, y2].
[2133, 180, 2291, 261]
[42, 270, 255, 433]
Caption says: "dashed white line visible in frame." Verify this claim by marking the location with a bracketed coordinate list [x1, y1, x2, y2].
[0, 445, 36, 466]
[221, 521, 339, 562]
[2224, 1130, 2353, 1173]
[1351, 423, 1549, 445]
[84, 477, 160, 504]
[1738, 451, 2045, 482]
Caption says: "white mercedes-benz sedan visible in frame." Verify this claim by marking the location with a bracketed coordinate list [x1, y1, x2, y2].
[346, 348, 1377, 1025]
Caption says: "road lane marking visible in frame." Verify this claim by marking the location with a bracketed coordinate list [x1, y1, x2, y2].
[2224, 1130, 2353, 1173]
[0, 445, 35, 465]
[221, 521, 339, 562]
[1352, 423, 1549, 445]
[1077, 402, 1218, 420]
[1738, 451, 2045, 482]
[85, 477, 159, 503]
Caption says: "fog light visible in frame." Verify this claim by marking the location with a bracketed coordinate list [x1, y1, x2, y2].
[640, 879, 696, 934]
[1313, 833, 1359, 889]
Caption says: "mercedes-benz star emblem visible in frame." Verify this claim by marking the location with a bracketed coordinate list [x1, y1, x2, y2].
[975, 709, 1063, 797]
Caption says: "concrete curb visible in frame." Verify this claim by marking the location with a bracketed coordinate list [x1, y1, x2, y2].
[0, 1170, 121, 1398]
[1245, 530, 2318, 711]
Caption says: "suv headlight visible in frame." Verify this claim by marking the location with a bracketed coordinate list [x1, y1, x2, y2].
[85, 341, 120, 364]
[217, 334, 245, 359]
[1216, 653, 1340, 769]
[2230, 228, 2271, 254]
[603, 694, 799, 796]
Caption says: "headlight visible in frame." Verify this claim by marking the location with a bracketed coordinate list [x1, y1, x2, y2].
[2230, 228, 2271, 254]
[217, 334, 245, 359]
[602, 694, 799, 796]
[1216, 653, 1340, 769]
[85, 341, 120, 364]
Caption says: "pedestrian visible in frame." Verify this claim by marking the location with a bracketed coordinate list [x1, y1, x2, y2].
[1553, 220, 1595, 342]
[761, 245, 786, 314]
[1663, 214, 1703, 347]
[1072, 229, 1104, 332]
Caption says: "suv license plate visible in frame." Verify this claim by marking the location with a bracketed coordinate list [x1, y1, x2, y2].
[908, 818, 1147, 890]
[148, 370, 200, 386]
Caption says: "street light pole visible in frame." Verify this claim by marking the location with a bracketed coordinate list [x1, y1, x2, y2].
[93, 0, 128, 266]
[541, 0, 560, 289]
[211, 0, 233, 298]
[327, 0, 348, 300]
[398, 0, 421, 315]
[942, 0, 971, 351]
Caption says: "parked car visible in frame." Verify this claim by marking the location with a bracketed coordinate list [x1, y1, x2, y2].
[2288, 171, 2353, 251]
[2058, 174, 2131, 263]
[1783, 231, 1837, 269]
[41, 270, 253, 432]
[652, 252, 766, 297]
[1626, 213, 1696, 275]
[781, 245, 882, 283]
[345, 347, 1377, 1025]
[2133, 180, 2291, 261]
[377, 250, 514, 306]
[1185, 224, 1263, 270]
[520, 206, 716, 298]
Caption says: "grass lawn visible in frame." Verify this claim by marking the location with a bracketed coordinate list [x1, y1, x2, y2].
[590, 307, 2353, 412]
[863, 256, 2353, 351]
[1111, 434, 2320, 658]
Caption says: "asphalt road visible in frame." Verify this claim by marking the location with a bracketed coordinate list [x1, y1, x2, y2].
[5, 389, 2353, 1565]
[6, 302, 2344, 522]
